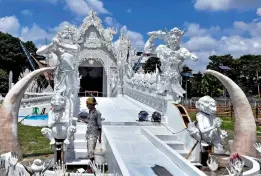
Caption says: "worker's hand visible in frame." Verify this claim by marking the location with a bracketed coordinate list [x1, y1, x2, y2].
[99, 137, 102, 143]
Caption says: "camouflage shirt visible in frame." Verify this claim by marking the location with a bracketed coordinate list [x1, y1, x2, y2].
[86, 109, 102, 138]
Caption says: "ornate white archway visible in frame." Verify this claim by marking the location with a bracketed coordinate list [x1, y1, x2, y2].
[76, 11, 119, 97]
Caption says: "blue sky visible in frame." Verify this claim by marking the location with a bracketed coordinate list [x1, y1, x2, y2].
[0, 0, 261, 71]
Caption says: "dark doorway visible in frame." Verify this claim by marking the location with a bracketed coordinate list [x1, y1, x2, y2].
[79, 67, 103, 97]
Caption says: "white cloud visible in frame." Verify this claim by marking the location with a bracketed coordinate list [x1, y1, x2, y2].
[233, 20, 261, 37]
[257, 8, 261, 16]
[126, 29, 145, 49]
[0, 16, 20, 36]
[194, 0, 261, 11]
[184, 23, 220, 37]
[87, 0, 108, 14]
[104, 17, 113, 26]
[21, 10, 32, 16]
[103, 16, 122, 31]
[20, 24, 53, 42]
[127, 8, 132, 13]
[65, 0, 90, 16]
[65, 0, 108, 16]
[184, 36, 217, 50]
[183, 21, 261, 72]
[50, 21, 75, 32]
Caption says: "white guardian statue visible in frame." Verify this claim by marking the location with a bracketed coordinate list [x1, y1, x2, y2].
[37, 24, 80, 117]
[144, 27, 198, 100]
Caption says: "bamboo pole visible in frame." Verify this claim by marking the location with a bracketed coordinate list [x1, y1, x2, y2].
[185, 141, 199, 159]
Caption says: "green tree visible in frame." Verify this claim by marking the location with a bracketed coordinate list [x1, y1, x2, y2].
[0, 32, 37, 93]
[143, 57, 162, 73]
[181, 65, 192, 97]
[190, 71, 203, 97]
[202, 55, 238, 97]
[236, 55, 261, 96]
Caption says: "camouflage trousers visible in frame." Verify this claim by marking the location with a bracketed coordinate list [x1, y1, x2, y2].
[87, 136, 98, 159]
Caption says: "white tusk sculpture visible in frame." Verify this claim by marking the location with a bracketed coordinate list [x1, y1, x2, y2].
[206, 69, 256, 157]
[0, 67, 54, 155]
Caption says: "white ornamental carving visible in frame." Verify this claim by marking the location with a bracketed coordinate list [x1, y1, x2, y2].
[88, 59, 94, 65]
[77, 10, 118, 60]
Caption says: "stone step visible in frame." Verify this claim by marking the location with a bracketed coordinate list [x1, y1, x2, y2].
[68, 139, 87, 149]
[66, 149, 88, 160]
[155, 134, 179, 141]
[66, 158, 90, 165]
[66, 149, 106, 164]
[192, 162, 202, 167]
[74, 132, 86, 139]
[165, 141, 185, 150]
[175, 150, 189, 158]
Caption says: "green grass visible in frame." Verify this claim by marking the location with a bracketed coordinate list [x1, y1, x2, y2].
[18, 124, 53, 157]
[188, 112, 261, 136]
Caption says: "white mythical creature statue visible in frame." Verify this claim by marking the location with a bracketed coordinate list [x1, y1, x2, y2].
[144, 27, 198, 100]
[36, 25, 80, 117]
[103, 27, 117, 42]
[188, 96, 228, 153]
[41, 94, 76, 150]
[206, 153, 244, 176]
[207, 155, 219, 176]
[20, 158, 53, 176]
[226, 153, 244, 176]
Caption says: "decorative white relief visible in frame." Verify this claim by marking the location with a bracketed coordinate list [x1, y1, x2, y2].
[88, 59, 94, 65]
[77, 10, 118, 60]
[124, 86, 168, 113]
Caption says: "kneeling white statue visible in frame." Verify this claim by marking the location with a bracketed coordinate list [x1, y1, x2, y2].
[41, 94, 76, 149]
[188, 96, 227, 153]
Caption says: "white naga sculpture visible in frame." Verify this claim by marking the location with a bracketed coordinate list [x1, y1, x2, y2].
[37, 25, 80, 117]
[144, 27, 198, 100]
[188, 96, 227, 153]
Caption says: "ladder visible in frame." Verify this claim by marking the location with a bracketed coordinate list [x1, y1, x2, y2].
[175, 104, 192, 128]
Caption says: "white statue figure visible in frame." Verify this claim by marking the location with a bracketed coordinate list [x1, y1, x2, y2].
[226, 153, 244, 176]
[5, 152, 18, 176]
[21, 158, 53, 176]
[188, 96, 228, 153]
[144, 27, 198, 100]
[103, 27, 117, 42]
[116, 27, 131, 93]
[110, 70, 118, 92]
[207, 155, 219, 176]
[126, 58, 134, 79]
[41, 94, 76, 148]
[37, 25, 80, 117]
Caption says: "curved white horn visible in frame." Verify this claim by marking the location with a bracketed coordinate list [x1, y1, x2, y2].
[0, 67, 54, 155]
[206, 69, 256, 157]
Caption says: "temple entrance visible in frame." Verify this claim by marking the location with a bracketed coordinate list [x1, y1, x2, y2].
[79, 66, 107, 97]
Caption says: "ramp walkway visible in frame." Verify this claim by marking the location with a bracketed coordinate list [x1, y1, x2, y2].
[80, 96, 155, 122]
[70, 96, 206, 176]
[104, 126, 193, 176]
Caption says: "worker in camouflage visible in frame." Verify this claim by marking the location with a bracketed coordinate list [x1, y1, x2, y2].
[82, 97, 102, 163]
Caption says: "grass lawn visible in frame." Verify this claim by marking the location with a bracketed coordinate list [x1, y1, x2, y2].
[18, 124, 53, 158]
[188, 112, 261, 136]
